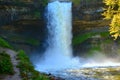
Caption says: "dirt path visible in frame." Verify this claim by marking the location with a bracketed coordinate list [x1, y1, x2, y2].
[0, 48, 21, 80]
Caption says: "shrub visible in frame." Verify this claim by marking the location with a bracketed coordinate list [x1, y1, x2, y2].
[17, 50, 49, 80]
[0, 51, 14, 74]
[0, 37, 13, 49]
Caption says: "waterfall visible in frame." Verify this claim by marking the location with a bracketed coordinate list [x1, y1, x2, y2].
[35, 1, 80, 72]
[34, 1, 120, 78]
[46, 0, 72, 58]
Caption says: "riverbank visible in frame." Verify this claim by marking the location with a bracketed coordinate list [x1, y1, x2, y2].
[0, 38, 56, 80]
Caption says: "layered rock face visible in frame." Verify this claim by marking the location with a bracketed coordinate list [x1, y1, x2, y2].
[0, 0, 47, 52]
[0, 0, 110, 54]
[0, 0, 46, 26]
[72, 0, 108, 36]
[73, 0, 104, 21]
[0, 0, 104, 26]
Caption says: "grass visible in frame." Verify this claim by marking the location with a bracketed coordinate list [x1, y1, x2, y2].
[17, 50, 49, 80]
[26, 38, 40, 46]
[0, 37, 13, 49]
[9, 35, 40, 46]
[0, 51, 14, 74]
[86, 46, 101, 57]
[73, 32, 95, 45]
[100, 32, 109, 37]
[100, 32, 113, 43]
[73, 31, 111, 45]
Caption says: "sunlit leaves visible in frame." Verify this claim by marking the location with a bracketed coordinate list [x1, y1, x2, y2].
[103, 0, 117, 6]
[109, 13, 120, 39]
[103, 0, 120, 39]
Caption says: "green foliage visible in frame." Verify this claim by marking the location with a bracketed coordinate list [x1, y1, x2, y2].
[104, 39, 112, 43]
[26, 38, 40, 46]
[17, 50, 29, 61]
[72, 0, 97, 6]
[9, 35, 40, 46]
[0, 37, 13, 49]
[73, 32, 110, 45]
[17, 50, 49, 80]
[33, 11, 41, 19]
[100, 32, 112, 44]
[41, 0, 48, 7]
[0, 51, 14, 74]
[100, 32, 109, 37]
[87, 46, 101, 57]
[73, 33, 93, 45]
[72, 0, 81, 6]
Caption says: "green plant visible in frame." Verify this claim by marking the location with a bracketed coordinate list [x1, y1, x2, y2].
[73, 33, 93, 45]
[41, 0, 48, 7]
[72, 0, 81, 6]
[17, 50, 50, 80]
[0, 51, 14, 74]
[9, 35, 40, 46]
[73, 31, 111, 45]
[86, 46, 101, 57]
[0, 37, 13, 49]
[100, 32, 109, 37]
[26, 38, 40, 46]
[33, 11, 41, 19]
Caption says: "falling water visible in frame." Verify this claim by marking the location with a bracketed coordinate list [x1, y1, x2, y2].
[35, 1, 80, 73]
[34, 0, 120, 79]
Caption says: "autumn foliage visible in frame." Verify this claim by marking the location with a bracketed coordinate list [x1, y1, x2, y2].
[103, 0, 120, 39]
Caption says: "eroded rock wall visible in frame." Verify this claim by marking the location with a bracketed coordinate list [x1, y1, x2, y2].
[73, 0, 104, 21]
